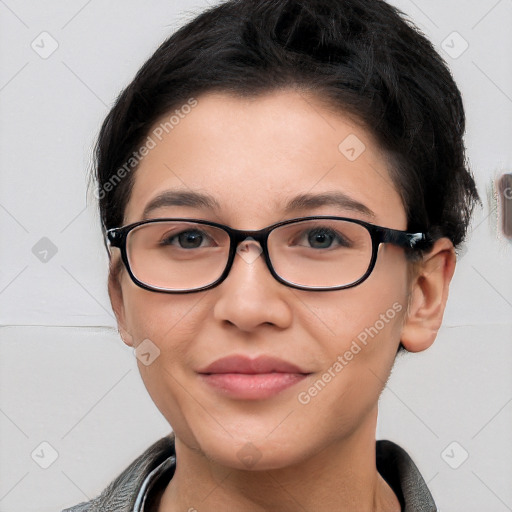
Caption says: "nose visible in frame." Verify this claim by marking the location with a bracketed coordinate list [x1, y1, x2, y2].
[212, 237, 293, 332]
[236, 237, 263, 265]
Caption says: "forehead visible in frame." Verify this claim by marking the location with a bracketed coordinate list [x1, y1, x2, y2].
[124, 89, 406, 229]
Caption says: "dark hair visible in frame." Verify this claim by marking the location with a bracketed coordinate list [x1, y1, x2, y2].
[92, 0, 479, 251]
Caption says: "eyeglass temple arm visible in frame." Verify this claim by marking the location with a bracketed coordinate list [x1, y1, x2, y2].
[106, 228, 124, 247]
[380, 229, 432, 250]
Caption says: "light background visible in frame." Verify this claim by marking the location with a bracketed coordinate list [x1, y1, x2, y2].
[0, 1, 511, 511]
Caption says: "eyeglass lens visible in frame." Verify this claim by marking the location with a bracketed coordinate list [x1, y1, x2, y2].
[125, 219, 373, 291]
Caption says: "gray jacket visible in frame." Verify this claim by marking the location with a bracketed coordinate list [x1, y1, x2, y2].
[62, 435, 437, 511]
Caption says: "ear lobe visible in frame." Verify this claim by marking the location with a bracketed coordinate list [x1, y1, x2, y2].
[108, 260, 134, 347]
[400, 238, 456, 353]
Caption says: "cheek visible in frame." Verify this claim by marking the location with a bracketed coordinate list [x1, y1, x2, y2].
[121, 286, 208, 431]
[121, 282, 211, 404]
[299, 260, 409, 352]
[122, 278, 203, 345]
[294, 248, 410, 408]
[298, 288, 406, 382]
[293, 290, 407, 439]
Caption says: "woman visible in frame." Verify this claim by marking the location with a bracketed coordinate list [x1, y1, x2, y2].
[63, 0, 479, 510]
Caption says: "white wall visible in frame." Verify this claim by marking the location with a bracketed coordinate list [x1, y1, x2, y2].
[0, 1, 511, 510]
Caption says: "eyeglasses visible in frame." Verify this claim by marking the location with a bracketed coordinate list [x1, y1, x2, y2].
[106, 216, 431, 294]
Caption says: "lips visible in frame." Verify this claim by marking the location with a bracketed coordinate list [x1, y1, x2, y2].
[198, 355, 307, 375]
[197, 355, 311, 400]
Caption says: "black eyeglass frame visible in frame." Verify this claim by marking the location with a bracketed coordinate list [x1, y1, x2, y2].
[106, 216, 432, 294]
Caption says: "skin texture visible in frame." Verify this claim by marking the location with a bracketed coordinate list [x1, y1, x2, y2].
[108, 89, 456, 511]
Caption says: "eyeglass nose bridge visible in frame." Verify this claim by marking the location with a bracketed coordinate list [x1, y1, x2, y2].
[235, 236, 265, 265]
[220, 228, 276, 283]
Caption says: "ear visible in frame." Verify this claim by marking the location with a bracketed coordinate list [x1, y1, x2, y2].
[108, 256, 134, 347]
[400, 237, 456, 352]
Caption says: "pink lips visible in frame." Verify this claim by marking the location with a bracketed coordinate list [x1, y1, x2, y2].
[198, 355, 310, 400]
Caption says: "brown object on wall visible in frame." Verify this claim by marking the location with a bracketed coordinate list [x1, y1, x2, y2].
[498, 173, 512, 239]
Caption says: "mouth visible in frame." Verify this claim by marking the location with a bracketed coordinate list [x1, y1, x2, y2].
[197, 355, 311, 400]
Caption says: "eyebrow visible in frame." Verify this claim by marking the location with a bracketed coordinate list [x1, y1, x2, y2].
[142, 190, 221, 219]
[142, 190, 375, 219]
[282, 192, 375, 219]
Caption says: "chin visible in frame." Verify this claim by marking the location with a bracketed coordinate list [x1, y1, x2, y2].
[189, 428, 308, 471]
[213, 442, 304, 472]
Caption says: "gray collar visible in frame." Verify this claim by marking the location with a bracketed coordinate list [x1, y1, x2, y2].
[133, 454, 175, 512]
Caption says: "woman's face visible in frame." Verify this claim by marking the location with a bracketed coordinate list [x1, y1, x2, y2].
[110, 89, 414, 469]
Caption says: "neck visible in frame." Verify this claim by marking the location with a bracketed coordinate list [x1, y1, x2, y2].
[158, 418, 400, 512]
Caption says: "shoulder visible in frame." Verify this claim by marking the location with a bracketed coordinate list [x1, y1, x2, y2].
[61, 434, 175, 512]
[376, 439, 437, 512]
